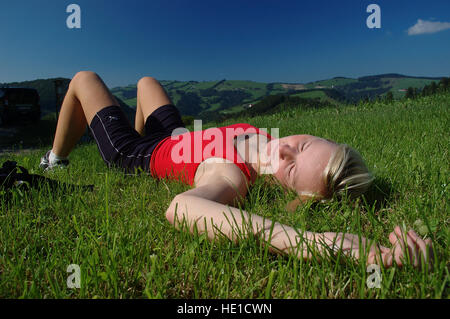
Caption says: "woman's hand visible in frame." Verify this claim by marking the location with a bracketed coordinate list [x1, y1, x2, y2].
[320, 225, 433, 268]
[383, 225, 434, 268]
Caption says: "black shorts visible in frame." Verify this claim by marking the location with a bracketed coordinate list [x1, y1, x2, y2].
[88, 104, 185, 173]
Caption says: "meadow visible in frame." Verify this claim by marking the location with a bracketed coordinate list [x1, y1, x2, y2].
[0, 92, 448, 298]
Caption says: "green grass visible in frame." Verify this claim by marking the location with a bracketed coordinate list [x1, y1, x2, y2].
[0, 93, 448, 298]
[123, 97, 137, 108]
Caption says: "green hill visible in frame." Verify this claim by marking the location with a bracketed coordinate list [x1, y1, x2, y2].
[2, 73, 446, 123]
[111, 74, 445, 118]
[305, 74, 442, 101]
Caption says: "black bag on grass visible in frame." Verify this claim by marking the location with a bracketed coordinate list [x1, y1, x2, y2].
[0, 160, 94, 199]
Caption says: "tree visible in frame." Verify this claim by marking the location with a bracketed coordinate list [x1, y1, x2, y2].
[385, 91, 394, 102]
[421, 84, 430, 97]
[439, 77, 449, 91]
[176, 92, 203, 116]
[430, 82, 438, 94]
[405, 87, 415, 99]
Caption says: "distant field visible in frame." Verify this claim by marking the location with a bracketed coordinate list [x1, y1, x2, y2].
[291, 90, 328, 100]
[304, 77, 359, 89]
[108, 74, 442, 119]
[3, 74, 443, 119]
[1, 91, 448, 298]
[384, 78, 436, 98]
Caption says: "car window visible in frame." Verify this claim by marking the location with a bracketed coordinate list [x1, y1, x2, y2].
[0, 89, 4, 99]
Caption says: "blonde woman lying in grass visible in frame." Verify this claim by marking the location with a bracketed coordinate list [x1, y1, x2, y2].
[40, 71, 434, 268]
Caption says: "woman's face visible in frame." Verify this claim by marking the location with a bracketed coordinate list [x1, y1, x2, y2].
[267, 135, 338, 197]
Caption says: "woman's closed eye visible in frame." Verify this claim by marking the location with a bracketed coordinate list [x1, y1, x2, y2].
[300, 141, 309, 152]
[288, 162, 296, 184]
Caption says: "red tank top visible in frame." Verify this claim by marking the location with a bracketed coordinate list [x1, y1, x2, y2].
[150, 123, 272, 185]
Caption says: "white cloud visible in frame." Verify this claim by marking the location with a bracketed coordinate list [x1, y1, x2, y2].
[408, 19, 450, 35]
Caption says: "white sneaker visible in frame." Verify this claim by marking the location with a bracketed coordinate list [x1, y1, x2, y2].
[39, 150, 69, 171]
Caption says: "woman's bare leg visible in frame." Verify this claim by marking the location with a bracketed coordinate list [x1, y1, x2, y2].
[135, 77, 173, 136]
[135, 97, 145, 136]
[52, 71, 119, 157]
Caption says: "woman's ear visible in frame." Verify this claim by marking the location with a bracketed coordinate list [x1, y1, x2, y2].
[285, 195, 314, 213]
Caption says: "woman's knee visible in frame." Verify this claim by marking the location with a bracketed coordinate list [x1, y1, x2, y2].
[73, 70, 100, 81]
[70, 71, 101, 89]
[137, 76, 159, 90]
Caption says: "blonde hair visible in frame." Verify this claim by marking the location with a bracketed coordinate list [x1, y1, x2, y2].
[286, 143, 374, 212]
[322, 144, 374, 200]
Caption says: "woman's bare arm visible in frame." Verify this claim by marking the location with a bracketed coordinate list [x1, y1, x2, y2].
[165, 164, 433, 267]
[165, 176, 320, 259]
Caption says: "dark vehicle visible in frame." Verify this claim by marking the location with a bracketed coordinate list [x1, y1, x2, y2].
[0, 88, 41, 126]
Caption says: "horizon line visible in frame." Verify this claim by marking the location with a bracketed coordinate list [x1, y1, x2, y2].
[1, 72, 448, 89]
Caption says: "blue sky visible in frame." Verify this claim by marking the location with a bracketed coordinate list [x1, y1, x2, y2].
[1, 0, 449, 88]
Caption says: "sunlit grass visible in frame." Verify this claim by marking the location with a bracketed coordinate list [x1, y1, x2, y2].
[0, 93, 448, 298]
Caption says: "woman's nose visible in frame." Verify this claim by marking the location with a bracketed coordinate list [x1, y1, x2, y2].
[279, 144, 296, 160]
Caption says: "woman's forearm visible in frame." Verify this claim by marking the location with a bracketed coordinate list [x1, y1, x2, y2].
[166, 194, 331, 260]
[166, 193, 433, 268]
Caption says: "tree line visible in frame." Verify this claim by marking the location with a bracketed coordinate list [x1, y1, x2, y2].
[383, 77, 450, 102]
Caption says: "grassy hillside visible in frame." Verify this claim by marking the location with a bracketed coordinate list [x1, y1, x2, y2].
[110, 74, 445, 119]
[111, 79, 285, 116]
[0, 91, 448, 298]
[2, 74, 444, 123]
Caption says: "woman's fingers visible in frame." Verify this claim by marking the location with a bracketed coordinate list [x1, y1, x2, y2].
[369, 245, 391, 267]
[393, 225, 404, 239]
[408, 229, 434, 267]
[393, 243, 403, 266]
[385, 252, 393, 268]
[394, 226, 419, 266]
[408, 229, 427, 263]
[389, 231, 397, 246]
[380, 246, 391, 254]
[379, 249, 393, 268]
[376, 225, 434, 269]
[393, 226, 407, 266]
[392, 225, 417, 266]
[405, 232, 419, 267]
[389, 225, 434, 268]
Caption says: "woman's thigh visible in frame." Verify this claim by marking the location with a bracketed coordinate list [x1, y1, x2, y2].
[89, 105, 162, 172]
[70, 71, 119, 125]
[137, 77, 173, 122]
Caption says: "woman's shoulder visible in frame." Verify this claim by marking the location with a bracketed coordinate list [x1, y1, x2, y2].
[194, 158, 250, 190]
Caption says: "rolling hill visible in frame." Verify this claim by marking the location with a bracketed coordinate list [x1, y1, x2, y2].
[1, 73, 445, 123]
[111, 74, 444, 117]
